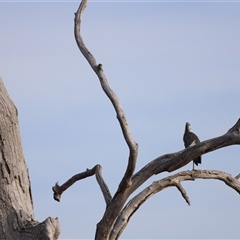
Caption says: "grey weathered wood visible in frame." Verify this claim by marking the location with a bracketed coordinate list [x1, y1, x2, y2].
[74, 0, 138, 190]
[66, 1, 240, 239]
[74, 1, 138, 239]
[51, 1, 240, 239]
[110, 169, 240, 239]
[53, 164, 112, 205]
[0, 77, 60, 239]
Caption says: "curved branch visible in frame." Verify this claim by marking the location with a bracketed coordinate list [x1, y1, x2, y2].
[74, 0, 138, 189]
[110, 169, 240, 240]
[129, 123, 240, 197]
[52, 164, 112, 205]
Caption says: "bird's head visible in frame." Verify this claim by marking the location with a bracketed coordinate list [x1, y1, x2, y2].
[185, 122, 191, 132]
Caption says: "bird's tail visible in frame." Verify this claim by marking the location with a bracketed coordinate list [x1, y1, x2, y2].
[193, 156, 201, 166]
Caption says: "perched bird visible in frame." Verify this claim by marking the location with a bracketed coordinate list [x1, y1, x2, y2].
[183, 122, 201, 170]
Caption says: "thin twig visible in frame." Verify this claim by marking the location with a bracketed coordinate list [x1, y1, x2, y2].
[235, 173, 240, 180]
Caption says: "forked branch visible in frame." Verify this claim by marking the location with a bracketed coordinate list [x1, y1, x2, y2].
[53, 0, 240, 239]
[52, 164, 112, 205]
[110, 169, 240, 239]
[129, 119, 240, 195]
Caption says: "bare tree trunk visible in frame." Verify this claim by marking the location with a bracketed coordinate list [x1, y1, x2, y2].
[0, 77, 60, 239]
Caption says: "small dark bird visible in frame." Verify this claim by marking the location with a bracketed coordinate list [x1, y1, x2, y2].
[183, 122, 201, 170]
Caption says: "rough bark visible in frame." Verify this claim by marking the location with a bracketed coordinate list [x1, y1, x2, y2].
[0, 77, 60, 239]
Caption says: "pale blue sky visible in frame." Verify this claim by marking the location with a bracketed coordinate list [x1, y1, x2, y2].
[0, 1, 240, 239]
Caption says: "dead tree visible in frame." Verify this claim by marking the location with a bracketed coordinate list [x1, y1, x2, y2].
[0, 78, 60, 239]
[0, 0, 239, 239]
[52, 1, 240, 240]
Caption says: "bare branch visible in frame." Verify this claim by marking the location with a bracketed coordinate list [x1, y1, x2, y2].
[74, 0, 138, 190]
[129, 125, 240, 196]
[235, 173, 240, 180]
[95, 165, 112, 205]
[175, 183, 191, 205]
[227, 118, 240, 133]
[52, 165, 112, 205]
[110, 169, 240, 239]
[70, 1, 240, 239]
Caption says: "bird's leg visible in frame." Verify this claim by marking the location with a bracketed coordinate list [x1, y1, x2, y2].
[192, 161, 195, 170]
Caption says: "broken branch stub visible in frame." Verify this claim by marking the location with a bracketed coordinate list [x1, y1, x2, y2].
[52, 165, 112, 205]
